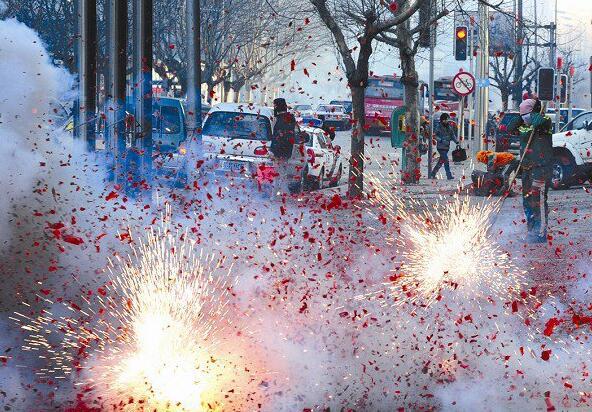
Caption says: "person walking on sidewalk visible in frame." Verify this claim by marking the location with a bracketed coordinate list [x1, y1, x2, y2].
[429, 112, 459, 180]
[518, 98, 553, 243]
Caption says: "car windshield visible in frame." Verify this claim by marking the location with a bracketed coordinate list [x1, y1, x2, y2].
[434, 81, 460, 101]
[317, 105, 343, 113]
[330, 101, 352, 112]
[202, 111, 271, 140]
[153, 105, 181, 134]
[500, 113, 522, 132]
[294, 105, 312, 111]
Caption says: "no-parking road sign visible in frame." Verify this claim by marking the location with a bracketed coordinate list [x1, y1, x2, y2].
[452, 72, 476, 96]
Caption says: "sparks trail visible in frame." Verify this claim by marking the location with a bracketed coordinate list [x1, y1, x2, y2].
[12, 211, 238, 410]
[358, 170, 528, 312]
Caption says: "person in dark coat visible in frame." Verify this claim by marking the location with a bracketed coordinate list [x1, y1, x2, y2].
[518, 98, 553, 243]
[271, 98, 296, 159]
[429, 112, 459, 180]
[270, 98, 296, 196]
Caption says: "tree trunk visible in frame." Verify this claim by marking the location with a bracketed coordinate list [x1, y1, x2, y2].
[232, 86, 240, 103]
[349, 85, 365, 198]
[399, 23, 421, 184]
[223, 80, 232, 102]
[501, 89, 509, 111]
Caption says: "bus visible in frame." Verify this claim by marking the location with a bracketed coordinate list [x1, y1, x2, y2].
[365, 75, 404, 134]
[433, 76, 461, 112]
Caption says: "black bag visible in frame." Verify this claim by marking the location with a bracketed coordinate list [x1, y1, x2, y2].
[452, 145, 467, 162]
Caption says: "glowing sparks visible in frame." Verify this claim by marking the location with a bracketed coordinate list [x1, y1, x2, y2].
[13, 216, 236, 410]
[396, 195, 524, 305]
[363, 173, 527, 308]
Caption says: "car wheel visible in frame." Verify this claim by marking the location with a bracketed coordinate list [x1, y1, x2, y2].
[303, 166, 320, 191]
[317, 167, 326, 190]
[551, 156, 574, 190]
[329, 165, 343, 187]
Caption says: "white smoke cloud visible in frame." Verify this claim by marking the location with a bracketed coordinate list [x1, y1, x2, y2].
[0, 17, 72, 245]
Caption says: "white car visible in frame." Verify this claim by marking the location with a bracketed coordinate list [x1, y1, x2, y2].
[293, 104, 314, 123]
[196, 103, 307, 193]
[551, 111, 592, 189]
[300, 126, 345, 190]
[314, 104, 350, 131]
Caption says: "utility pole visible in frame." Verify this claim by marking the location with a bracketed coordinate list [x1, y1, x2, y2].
[186, 0, 202, 136]
[74, 0, 97, 152]
[568, 65, 574, 121]
[133, 0, 153, 192]
[513, 0, 523, 108]
[107, 0, 128, 184]
[533, 0, 538, 64]
[468, 15, 475, 159]
[476, 1, 490, 151]
[553, 0, 560, 133]
[427, 3, 436, 175]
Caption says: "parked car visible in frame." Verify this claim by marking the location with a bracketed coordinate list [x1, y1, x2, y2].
[194, 103, 307, 194]
[293, 104, 314, 119]
[293, 104, 323, 129]
[300, 126, 345, 190]
[546, 108, 586, 131]
[494, 111, 522, 154]
[550, 111, 592, 189]
[329, 100, 352, 115]
[315, 104, 349, 131]
[558, 110, 591, 132]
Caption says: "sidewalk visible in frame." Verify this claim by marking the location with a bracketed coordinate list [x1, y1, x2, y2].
[327, 148, 481, 197]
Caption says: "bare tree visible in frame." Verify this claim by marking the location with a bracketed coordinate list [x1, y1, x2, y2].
[153, 0, 247, 99]
[225, 0, 321, 102]
[376, 0, 449, 183]
[309, 0, 423, 197]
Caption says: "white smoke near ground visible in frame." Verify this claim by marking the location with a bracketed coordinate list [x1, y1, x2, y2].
[0, 17, 71, 244]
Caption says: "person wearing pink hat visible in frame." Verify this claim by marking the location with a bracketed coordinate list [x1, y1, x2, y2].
[518, 98, 553, 243]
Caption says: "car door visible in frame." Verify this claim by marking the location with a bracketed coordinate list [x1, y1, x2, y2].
[570, 113, 592, 161]
[316, 131, 335, 178]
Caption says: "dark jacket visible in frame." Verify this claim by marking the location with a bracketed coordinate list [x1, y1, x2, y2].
[519, 114, 553, 169]
[435, 121, 458, 151]
[271, 111, 296, 159]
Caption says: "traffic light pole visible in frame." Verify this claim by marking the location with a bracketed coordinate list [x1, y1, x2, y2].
[468, 18, 475, 159]
[476, 1, 489, 151]
[513, 0, 523, 109]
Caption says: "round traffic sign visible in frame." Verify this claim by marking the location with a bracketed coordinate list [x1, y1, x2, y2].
[452, 72, 476, 96]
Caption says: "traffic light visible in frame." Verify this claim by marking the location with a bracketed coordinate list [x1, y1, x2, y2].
[537, 68, 555, 101]
[454, 26, 468, 61]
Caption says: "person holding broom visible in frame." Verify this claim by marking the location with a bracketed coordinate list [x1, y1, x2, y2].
[518, 98, 554, 243]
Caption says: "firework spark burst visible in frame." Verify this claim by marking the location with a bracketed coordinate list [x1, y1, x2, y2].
[361, 172, 527, 309]
[13, 215, 238, 410]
